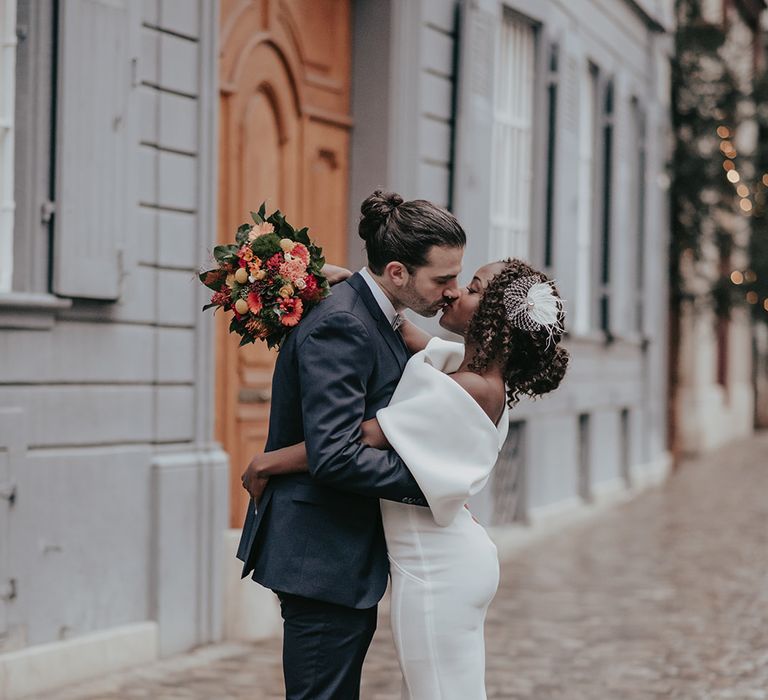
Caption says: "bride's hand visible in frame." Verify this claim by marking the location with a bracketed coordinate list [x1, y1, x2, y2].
[322, 263, 352, 286]
[360, 418, 390, 449]
[241, 455, 271, 504]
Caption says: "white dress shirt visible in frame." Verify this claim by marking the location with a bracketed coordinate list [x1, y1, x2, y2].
[358, 267, 401, 328]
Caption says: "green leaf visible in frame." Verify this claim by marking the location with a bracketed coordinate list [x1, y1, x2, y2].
[294, 227, 311, 245]
[236, 223, 252, 245]
[199, 268, 226, 290]
[258, 202, 267, 220]
[213, 244, 239, 263]
[250, 211, 262, 225]
[202, 302, 218, 312]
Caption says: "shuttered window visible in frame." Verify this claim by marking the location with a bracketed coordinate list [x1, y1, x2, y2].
[489, 13, 536, 262]
[52, 0, 139, 300]
[543, 42, 559, 269]
[0, 0, 17, 292]
[598, 80, 614, 335]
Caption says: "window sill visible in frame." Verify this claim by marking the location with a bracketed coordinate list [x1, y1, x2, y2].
[565, 331, 650, 350]
[0, 292, 73, 329]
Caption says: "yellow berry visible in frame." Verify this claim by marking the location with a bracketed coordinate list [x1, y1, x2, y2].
[280, 238, 296, 253]
[234, 267, 249, 284]
[234, 298, 249, 315]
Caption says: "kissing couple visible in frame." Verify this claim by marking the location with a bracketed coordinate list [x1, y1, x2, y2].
[237, 191, 569, 699]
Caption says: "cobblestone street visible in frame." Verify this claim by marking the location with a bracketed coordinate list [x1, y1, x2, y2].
[41, 434, 768, 699]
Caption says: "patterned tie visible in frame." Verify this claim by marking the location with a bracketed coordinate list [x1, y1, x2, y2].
[391, 313, 404, 332]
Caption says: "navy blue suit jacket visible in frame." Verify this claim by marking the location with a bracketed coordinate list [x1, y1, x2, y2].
[236, 272, 427, 609]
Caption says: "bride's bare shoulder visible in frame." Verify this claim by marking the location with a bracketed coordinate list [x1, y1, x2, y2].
[448, 371, 505, 423]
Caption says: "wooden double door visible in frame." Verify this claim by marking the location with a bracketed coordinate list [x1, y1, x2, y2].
[217, 0, 352, 527]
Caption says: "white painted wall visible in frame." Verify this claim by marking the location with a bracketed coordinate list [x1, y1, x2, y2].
[0, 2, 227, 692]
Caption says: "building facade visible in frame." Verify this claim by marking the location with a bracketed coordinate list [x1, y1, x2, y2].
[0, 1, 227, 697]
[347, 0, 674, 525]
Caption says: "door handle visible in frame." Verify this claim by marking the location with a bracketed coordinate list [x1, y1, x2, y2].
[0, 483, 16, 506]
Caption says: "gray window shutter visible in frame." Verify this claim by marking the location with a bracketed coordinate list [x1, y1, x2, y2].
[452, 0, 500, 279]
[53, 0, 140, 300]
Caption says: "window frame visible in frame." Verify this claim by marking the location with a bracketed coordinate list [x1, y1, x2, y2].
[0, 0, 18, 293]
[488, 8, 539, 262]
[573, 61, 600, 336]
[0, 0, 70, 328]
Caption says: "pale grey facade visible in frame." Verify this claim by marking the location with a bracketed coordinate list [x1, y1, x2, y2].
[349, 0, 674, 523]
[0, 1, 227, 696]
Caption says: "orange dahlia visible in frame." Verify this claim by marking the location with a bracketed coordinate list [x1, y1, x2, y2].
[279, 297, 303, 326]
[247, 291, 263, 314]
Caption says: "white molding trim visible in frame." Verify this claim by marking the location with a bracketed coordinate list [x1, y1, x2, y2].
[0, 622, 158, 699]
[0, 292, 72, 329]
[221, 530, 281, 642]
[0, 0, 17, 293]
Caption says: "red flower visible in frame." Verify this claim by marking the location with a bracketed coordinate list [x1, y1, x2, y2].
[247, 291, 263, 314]
[279, 297, 304, 326]
[291, 244, 310, 265]
[266, 253, 283, 272]
[210, 290, 230, 306]
[299, 274, 321, 302]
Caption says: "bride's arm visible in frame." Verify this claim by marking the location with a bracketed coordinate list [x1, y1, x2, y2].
[241, 419, 390, 502]
[398, 318, 433, 354]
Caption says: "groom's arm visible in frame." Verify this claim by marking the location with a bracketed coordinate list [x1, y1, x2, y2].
[297, 311, 426, 504]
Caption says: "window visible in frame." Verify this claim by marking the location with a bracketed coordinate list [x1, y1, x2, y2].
[491, 421, 527, 525]
[574, 63, 599, 335]
[0, 0, 17, 292]
[489, 12, 536, 261]
[620, 408, 631, 486]
[598, 80, 614, 335]
[543, 42, 559, 269]
[578, 412, 591, 502]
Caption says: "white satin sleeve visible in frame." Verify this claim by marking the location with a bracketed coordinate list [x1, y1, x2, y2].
[376, 337, 508, 526]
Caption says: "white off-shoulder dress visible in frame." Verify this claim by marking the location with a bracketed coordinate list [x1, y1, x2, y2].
[376, 337, 509, 700]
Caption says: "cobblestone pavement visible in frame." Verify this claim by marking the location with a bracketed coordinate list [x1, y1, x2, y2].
[42, 434, 768, 699]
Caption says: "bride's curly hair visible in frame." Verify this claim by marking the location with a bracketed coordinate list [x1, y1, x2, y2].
[466, 259, 569, 406]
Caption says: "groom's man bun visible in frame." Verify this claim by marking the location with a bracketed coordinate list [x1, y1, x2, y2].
[359, 189, 466, 275]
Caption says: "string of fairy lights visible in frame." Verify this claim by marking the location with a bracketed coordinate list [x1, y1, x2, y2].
[719, 124, 768, 312]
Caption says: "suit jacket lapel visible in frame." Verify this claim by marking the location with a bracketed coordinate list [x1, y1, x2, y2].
[347, 273, 409, 371]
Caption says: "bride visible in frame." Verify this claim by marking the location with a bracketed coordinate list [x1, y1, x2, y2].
[243, 257, 569, 699]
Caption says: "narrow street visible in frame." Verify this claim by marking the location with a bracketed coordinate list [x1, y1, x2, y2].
[41, 434, 768, 699]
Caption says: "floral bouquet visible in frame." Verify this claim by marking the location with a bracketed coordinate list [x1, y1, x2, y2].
[199, 204, 330, 349]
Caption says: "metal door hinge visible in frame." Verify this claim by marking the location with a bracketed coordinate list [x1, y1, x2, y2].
[0, 483, 15, 506]
[0, 579, 16, 602]
[41, 200, 56, 224]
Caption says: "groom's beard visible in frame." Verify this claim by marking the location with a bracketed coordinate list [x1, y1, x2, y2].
[399, 279, 446, 317]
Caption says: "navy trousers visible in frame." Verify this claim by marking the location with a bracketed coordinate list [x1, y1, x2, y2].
[276, 591, 378, 699]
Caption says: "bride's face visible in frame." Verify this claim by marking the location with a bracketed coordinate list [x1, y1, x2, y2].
[438, 262, 506, 336]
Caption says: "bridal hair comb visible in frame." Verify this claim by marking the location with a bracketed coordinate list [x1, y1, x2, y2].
[503, 276, 565, 345]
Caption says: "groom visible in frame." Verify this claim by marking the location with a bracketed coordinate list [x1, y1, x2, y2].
[237, 191, 466, 699]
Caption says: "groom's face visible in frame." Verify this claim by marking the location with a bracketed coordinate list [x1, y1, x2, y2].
[398, 245, 464, 317]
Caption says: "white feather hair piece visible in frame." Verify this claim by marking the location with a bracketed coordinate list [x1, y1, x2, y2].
[503, 276, 564, 345]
